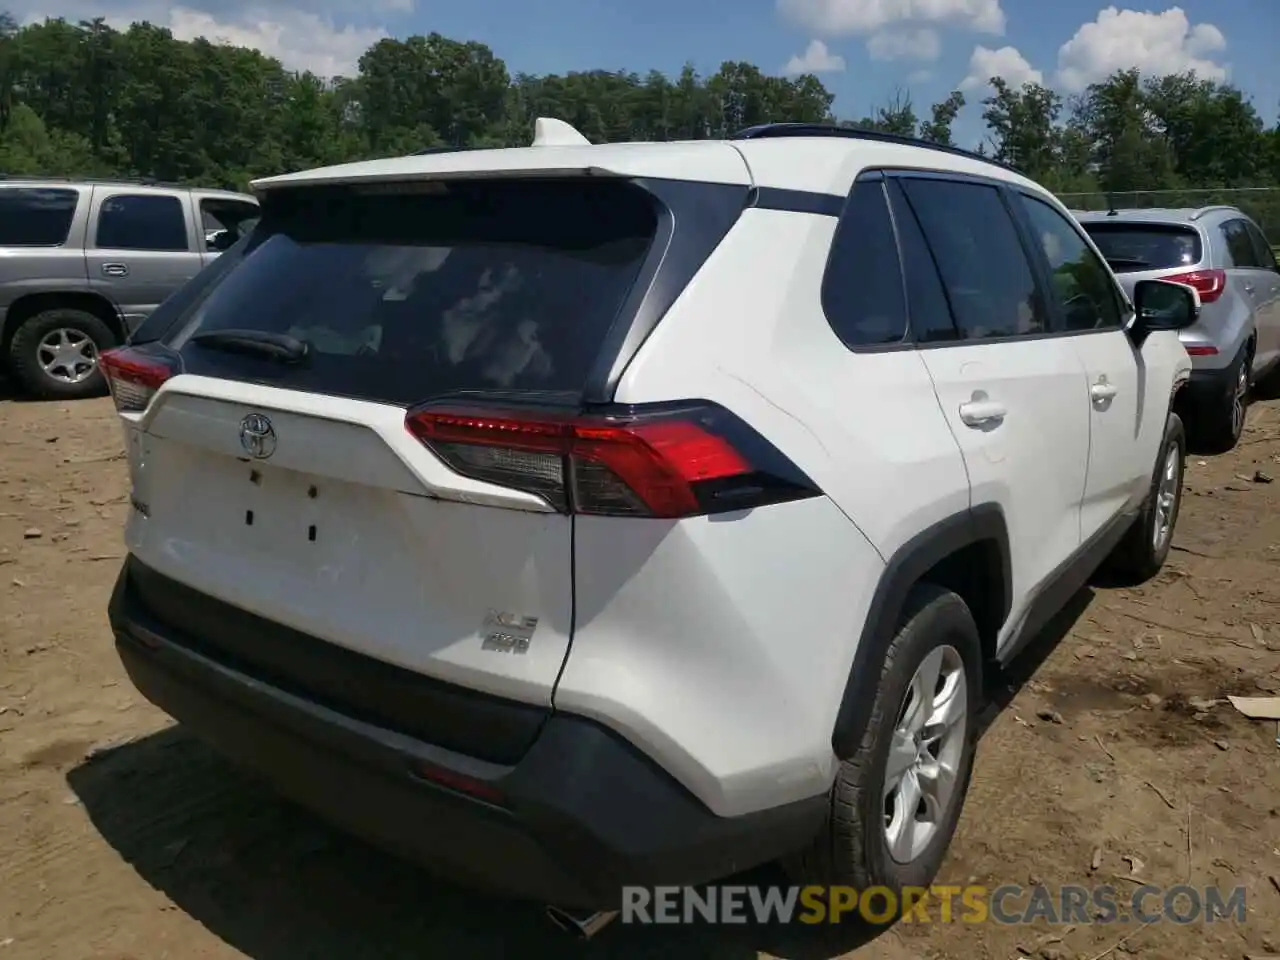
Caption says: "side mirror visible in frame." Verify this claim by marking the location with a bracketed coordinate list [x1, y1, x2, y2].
[1129, 278, 1199, 342]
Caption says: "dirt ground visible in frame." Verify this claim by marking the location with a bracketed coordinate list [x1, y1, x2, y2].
[2, 387, 1279, 960]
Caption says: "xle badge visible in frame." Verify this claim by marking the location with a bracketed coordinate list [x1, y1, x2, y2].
[480, 611, 538, 654]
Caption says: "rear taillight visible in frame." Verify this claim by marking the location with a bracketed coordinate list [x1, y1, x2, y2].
[100, 346, 176, 413]
[404, 402, 821, 519]
[1163, 268, 1226, 304]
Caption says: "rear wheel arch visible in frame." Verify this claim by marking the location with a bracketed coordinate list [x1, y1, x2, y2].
[830, 503, 1010, 759]
[2, 291, 125, 353]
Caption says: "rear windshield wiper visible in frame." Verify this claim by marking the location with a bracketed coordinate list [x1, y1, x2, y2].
[1102, 256, 1152, 269]
[189, 329, 310, 364]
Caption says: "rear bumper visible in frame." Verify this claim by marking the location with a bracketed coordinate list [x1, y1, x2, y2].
[1184, 364, 1231, 392]
[1176, 358, 1238, 415]
[108, 559, 825, 909]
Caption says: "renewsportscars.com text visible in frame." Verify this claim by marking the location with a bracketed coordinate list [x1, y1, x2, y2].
[620, 883, 1247, 926]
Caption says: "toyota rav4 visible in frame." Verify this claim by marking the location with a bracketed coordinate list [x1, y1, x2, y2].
[101, 119, 1196, 923]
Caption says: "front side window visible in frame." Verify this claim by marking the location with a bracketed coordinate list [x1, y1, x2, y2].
[201, 198, 261, 252]
[1018, 194, 1124, 331]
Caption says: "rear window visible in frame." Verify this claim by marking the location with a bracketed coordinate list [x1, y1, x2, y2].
[166, 179, 659, 405]
[0, 188, 79, 246]
[1080, 222, 1201, 273]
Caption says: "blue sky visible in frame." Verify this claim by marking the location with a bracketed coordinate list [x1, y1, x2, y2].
[19, 0, 1280, 147]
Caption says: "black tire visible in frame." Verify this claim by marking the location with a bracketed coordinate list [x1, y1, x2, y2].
[1104, 411, 1185, 585]
[1253, 359, 1280, 402]
[1186, 343, 1249, 453]
[784, 585, 982, 905]
[6, 307, 118, 400]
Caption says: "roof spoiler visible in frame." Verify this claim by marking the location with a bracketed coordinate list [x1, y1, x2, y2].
[532, 117, 591, 147]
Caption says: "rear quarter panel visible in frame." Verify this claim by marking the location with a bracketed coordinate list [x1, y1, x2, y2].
[555, 208, 970, 817]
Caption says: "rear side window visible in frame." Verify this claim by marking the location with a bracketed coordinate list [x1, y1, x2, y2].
[886, 179, 956, 343]
[1017, 194, 1124, 331]
[900, 178, 1049, 341]
[1244, 221, 1278, 271]
[1221, 219, 1263, 268]
[1081, 223, 1201, 273]
[822, 180, 907, 347]
[0, 188, 79, 246]
[97, 194, 189, 251]
[166, 179, 659, 405]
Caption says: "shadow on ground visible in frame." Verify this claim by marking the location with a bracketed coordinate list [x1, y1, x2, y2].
[66, 730, 886, 960]
[66, 587, 1095, 960]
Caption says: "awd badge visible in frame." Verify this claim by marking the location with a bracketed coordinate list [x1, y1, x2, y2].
[480, 610, 538, 654]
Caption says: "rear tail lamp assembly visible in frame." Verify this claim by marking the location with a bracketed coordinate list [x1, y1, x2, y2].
[100, 346, 178, 413]
[405, 401, 820, 519]
[1162, 268, 1226, 304]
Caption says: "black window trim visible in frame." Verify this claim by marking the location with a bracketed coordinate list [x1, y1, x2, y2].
[816, 171, 916, 355]
[93, 190, 192, 253]
[884, 176, 959, 346]
[805, 165, 1143, 355]
[0, 186, 83, 249]
[888, 168, 1096, 349]
[1007, 186, 1131, 336]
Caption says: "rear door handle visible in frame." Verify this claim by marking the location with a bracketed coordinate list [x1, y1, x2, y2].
[101, 262, 129, 278]
[958, 398, 1007, 427]
[1091, 381, 1118, 402]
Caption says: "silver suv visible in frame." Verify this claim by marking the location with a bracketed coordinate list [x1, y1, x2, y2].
[1075, 205, 1280, 451]
[0, 178, 259, 400]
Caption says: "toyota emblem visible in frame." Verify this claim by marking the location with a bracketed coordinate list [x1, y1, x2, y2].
[239, 413, 277, 460]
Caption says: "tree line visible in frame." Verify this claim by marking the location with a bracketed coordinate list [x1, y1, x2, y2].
[1, 14, 1278, 225]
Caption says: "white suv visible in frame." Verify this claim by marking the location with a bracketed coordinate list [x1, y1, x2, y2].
[101, 119, 1196, 919]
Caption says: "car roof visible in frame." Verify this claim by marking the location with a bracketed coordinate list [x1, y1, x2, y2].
[252, 117, 1048, 201]
[189, 187, 260, 203]
[0, 177, 255, 203]
[1074, 206, 1240, 226]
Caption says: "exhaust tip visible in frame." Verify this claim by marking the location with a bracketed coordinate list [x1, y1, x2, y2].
[545, 905, 618, 940]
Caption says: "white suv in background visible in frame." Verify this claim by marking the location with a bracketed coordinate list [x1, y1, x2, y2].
[101, 119, 1195, 924]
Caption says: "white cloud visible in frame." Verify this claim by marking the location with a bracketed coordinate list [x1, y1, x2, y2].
[777, 0, 1005, 37]
[784, 39, 847, 74]
[959, 44, 1043, 92]
[167, 6, 386, 76]
[1055, 6, 1227, 92]
[15, 1, 407, 77]
[867, 27, 941, 61]
[907, 68, 934, 83]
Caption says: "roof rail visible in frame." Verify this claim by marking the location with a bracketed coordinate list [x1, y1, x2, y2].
[730, 123, 1024, 176]
[412, 145, 484, 155]
[1189, 204, 1237, 221]
[0, 174, 191, 190]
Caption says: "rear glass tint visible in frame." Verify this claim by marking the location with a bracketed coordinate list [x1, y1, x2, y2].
[1080, 223, 1202, 273]
[166, 179, 659, 405]
[0, 188, 79, 246]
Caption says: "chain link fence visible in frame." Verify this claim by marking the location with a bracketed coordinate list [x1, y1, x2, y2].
[1058, 187, 1280, 249]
